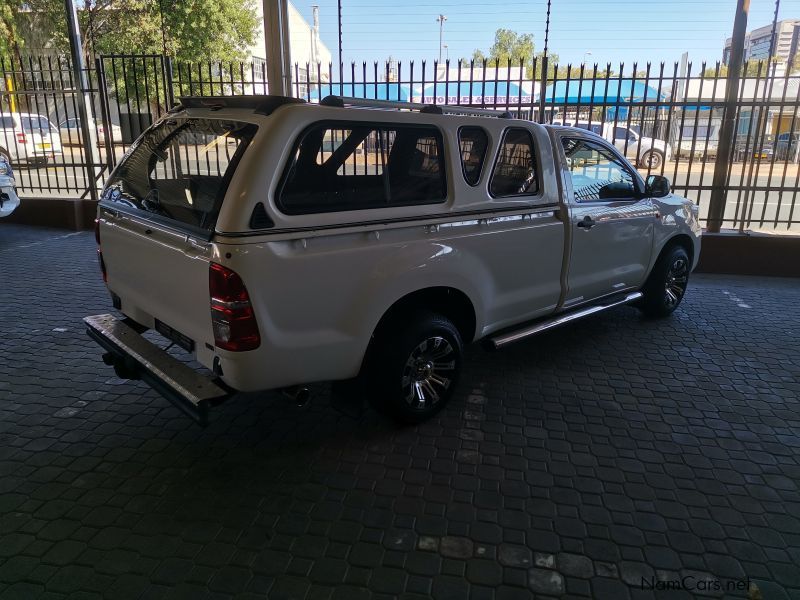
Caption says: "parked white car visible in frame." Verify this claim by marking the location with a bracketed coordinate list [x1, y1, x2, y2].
[0, 112, 63, 165]
[0, 154, 19, 218]
[676, 123, 719, 160]
[558, 120, 672, 169]
[86, 95, 701, 425]
[59, 117, 122, 147]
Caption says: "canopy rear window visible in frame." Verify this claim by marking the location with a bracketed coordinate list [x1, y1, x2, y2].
[103, 118, 257, 236]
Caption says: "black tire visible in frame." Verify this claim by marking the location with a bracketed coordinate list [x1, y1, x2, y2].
[640, 150, 663, 170]
[366, 310, 463, 424]
[638, 244, 690, 318]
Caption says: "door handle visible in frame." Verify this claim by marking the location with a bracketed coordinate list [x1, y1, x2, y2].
[577, 216, 596, 230]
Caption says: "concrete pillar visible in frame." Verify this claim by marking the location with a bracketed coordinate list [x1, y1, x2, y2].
[263, 0, 293, 97]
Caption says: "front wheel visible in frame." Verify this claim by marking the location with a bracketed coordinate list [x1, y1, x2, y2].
[638, 245, 690, 318]
[367, 311, 463, 424]
[640, 150, 663, 170]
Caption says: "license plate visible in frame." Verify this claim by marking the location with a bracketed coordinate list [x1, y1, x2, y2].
[155, 319, 195, 353]
[39, 143, 51, 150]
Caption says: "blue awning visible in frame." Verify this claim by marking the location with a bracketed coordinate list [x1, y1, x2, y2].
[536, 79, 665, 104]
[307, 83, 411, 102]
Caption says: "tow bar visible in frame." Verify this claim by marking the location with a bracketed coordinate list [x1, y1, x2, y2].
[84, 314, 231, 426]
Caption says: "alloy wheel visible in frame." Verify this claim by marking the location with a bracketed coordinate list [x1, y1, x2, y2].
[664, 257, 688, 307]
[401, 336, 456, 409]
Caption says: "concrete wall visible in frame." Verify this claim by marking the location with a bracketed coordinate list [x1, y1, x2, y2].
[6, 200, 800, 278]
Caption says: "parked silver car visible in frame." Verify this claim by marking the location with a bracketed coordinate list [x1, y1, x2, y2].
[0, 155, 20, 218]
[59, 118, 122, 147]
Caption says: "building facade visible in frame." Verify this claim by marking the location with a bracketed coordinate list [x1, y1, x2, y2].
[248, 1, 333, 95]
[723, 19, 800, 68]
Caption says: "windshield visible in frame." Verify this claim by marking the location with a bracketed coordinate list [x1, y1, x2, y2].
[103, 118, 257, 234]
[21, 115, 56, 133]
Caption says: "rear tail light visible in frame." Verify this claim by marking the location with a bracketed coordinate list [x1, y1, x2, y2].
[209, 263, 260, 352]
[16, 133, 26, 144]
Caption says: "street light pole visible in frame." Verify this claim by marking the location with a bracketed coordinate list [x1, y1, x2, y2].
[582, 51, 592, 65]
[537, 0, 552, 123]
[437, 14, 447, 65]
[338, 0, 343, 89]
[64, 0, 98, 204]
[707, 0, 749, 233]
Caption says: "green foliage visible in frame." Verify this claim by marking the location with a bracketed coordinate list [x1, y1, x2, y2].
[3, 0, 258, 62]
[0, 1, 17, 57]
[471, 28, 537, 77]
[1, 0, 259, 108]
[702, 58, 782, 78]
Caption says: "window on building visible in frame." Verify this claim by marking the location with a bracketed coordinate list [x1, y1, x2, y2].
[458, 126, 489, 186]
[489, 128, 539, 197]
[278, 122, 447, 214]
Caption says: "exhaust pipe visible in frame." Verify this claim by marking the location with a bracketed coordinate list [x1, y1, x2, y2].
[282, 386, 311, 408]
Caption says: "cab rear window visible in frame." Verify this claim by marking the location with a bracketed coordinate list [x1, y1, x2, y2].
[103, 118, 256, 235]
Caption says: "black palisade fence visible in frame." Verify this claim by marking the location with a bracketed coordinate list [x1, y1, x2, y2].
[0, 53, 798, 231]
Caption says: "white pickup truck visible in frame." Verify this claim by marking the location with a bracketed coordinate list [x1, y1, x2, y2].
[85, 95, 701, 425]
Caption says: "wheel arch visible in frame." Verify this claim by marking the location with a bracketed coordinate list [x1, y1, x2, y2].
[660, 233, 694, 265]
[372, 286, 477, 345]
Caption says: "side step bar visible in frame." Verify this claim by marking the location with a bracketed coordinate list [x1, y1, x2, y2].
[84, 314, 231, 426]
[486, 292, 643, 350]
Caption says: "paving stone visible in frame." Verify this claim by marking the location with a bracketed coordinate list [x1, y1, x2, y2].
[497, 544, 532, 568]
[439, 536, 473, 559]
[557, 552, 594, 578]
[0, 226, 799, 600]
[528, 567, 564, 595]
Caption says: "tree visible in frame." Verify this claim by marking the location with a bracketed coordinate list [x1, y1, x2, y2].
[702, 58, 781, 78]
[471, 28, 538, 77]
[1, 0, 259, 64]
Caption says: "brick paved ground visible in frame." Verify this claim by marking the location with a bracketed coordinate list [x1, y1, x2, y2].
[1, 223, 799, 600]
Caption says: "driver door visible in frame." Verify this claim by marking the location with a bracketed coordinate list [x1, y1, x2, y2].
[559, 135, 656, 307]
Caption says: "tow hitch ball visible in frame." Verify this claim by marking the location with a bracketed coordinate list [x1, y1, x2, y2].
[281, 385, 311, 408]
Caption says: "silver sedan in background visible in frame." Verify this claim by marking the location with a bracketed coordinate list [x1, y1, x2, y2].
[0, 155, 20, 218]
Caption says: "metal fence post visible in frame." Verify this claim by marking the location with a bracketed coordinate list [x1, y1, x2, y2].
[164, 55, 176, 108]
[707, 0, 749, 233]
[65, 0, 98, 203]
[94, 57, 114, 170]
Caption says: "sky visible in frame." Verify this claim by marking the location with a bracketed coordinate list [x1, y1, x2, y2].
[289, 0, 800, 71]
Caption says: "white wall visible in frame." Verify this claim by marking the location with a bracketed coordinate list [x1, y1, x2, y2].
[248, 2, 332, 73]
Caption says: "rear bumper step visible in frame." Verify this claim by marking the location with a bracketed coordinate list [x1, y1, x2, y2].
[84, 313, 231, 426]
[486, 291, 643, 350]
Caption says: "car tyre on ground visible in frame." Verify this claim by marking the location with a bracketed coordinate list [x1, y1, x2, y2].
[366, 310, 463, 424]
[640, 150, 663, 169]
[638, 244, 690, 318]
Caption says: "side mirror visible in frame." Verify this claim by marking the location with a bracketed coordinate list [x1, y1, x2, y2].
[646, 174, 671, 198]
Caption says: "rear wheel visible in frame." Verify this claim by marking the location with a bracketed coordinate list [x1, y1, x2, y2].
[638, 245, 690, 318]
[367, 311, 462, 424]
